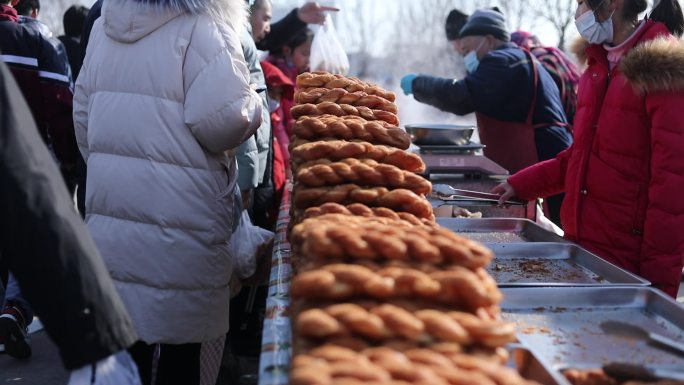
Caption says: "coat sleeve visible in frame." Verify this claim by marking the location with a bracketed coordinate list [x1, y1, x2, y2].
[507, 146, 572, 200]
[37, 35, 77, 167]
[412, 75, 476, 116]
[184, 18, 263, 154]
[236, 136, 259, 190]
[638, 92, 684, 297]
[256, 9, 306, 52]
[0, 62, 137, 371]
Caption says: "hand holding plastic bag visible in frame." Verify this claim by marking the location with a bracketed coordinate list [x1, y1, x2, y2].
[310, 14, 350, 74]
[229, 210, 274, 279]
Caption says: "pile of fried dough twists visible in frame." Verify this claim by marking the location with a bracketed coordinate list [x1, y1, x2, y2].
[287, 72, 538, 385]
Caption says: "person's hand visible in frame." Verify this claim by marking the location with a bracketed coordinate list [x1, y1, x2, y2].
[400, 74, 418, 96]
[297, 2, 339, 25]
[491, 182, 517, 206]
[241, 238, 274, 286]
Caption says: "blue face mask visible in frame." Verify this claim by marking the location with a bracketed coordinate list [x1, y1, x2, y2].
[464, 39, 487, 74]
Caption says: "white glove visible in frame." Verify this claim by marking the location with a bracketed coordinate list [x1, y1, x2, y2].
[68, 350, 141, 385]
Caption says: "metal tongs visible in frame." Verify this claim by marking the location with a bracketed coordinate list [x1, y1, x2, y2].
[433, 185, 526, 206]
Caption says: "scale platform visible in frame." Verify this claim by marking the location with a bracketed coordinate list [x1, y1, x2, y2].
[414, 143, 509, 176]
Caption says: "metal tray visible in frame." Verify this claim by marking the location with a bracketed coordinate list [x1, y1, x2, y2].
[508, 345, 572, 385]
[487, 243, 650, 287]
[405, 124, 475, 146]
[501, 287, 684, 371]
[437, 218, 566, 243]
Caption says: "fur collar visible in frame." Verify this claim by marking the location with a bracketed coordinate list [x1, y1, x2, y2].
[570, 37, 590, 66]
[570, 34, 684, 93]
[621, 37, 684, 93]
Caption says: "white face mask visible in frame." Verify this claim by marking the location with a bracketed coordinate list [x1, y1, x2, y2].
[464, 38, 487, 74]
[575, 4, 615, 44]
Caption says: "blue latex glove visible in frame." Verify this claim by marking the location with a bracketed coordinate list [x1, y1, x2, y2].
[400, 74, 418, 95]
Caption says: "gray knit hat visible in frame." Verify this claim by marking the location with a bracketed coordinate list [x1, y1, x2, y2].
[459, 9, 510, 42]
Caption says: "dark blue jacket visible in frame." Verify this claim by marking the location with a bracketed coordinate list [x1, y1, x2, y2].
[412, 43, 572, 161]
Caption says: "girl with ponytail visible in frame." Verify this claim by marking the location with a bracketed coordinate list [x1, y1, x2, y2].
[494, 0, 684, 298]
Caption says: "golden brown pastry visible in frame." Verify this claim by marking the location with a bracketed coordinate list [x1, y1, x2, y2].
[291, 186, 433, 220]
[293, 115, 410, 149]
[302, 203, 434, 226]
[296, 158, 432, 195]
[290, 264, 502, 310]
[290, 140, 425, 174]
[291, 103, 400, 126]
[290, 215, 493, 270]
[294, 301, 514, 347]
[290, 345, 540, 385]
[296, 72, 396, 102]
[295, 88, 398, 113]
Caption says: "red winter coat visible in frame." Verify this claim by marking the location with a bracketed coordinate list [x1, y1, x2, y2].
[508, 21, 684, 298]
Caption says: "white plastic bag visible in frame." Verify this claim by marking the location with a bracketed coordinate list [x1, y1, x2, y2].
[310, 14, 350, 74]
[535, 200, 564, 237]
[68, 351, 142, 385]
[228, 210, 274, 279]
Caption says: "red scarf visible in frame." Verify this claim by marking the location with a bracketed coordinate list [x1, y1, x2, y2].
[0, 5, 18, 22]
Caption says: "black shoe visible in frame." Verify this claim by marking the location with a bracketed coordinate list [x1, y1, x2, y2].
[0, 308, 32, 359]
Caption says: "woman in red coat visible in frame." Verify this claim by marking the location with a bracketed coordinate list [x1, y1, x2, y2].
[494, 0, 684, 298]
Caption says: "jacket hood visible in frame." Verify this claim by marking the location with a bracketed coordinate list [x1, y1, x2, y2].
[103, 0, 247, 43]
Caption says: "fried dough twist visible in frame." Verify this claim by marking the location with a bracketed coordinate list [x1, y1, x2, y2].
[293, 115, 410, 149]
[290, 215, 493, 270]
[296, 158, 432, 195]
[302, 203, 434, 226]
[291, 345, 539, 385]
[296, 72, 396, 102]
[290, 140, 425, 174]
[290, 264, 501, 311]
[291, 185, 433, 220]
[295, 88, 398, 113]
[291, 103, 400, 126]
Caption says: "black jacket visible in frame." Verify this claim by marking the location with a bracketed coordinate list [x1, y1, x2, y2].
[256, 9, 306, 52]
[412, 43, 573, 162]
[0, 6, 76, 168]
[0, 61, 137, 370]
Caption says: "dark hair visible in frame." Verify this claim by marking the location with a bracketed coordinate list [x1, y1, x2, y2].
[14, 0, 40, 16]
[650, 0, 684, 37]
[286, 28, 313, 51]
[587, 0, 683, 37]
[445, 9, 469, 41]
[63, 5, 89, 37]
[250, 0, 270, 12]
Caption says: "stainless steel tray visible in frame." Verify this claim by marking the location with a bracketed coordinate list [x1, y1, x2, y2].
[405, 124, 475, 146]
[437, 218, 566, 243]
[508, 344, 572, 385]
[501, 287, 684, 371]
[487, 243, 650, 287]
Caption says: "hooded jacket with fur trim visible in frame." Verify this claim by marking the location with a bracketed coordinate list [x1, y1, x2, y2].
[508, 20, 684, 298]
[73, 0, 262, 343]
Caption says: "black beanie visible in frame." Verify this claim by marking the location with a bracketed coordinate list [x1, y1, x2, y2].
[459, 9, 510, 42]
[445, 9, 469, 41]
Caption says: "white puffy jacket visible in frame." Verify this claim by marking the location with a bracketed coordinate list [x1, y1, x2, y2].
[73, 0, 262, 344]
